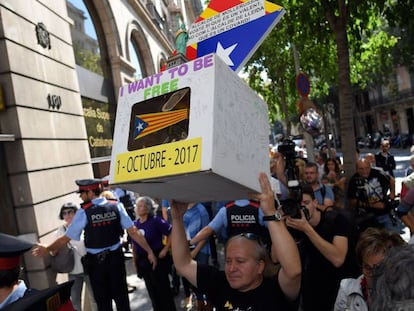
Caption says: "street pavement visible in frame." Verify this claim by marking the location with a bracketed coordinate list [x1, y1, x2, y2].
[124, 256, 153, 311]
[122, 254, 181, 311]
[123, 147, 413, 310]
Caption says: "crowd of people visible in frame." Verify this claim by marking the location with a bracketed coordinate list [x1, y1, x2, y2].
[1, 140, 414, 310]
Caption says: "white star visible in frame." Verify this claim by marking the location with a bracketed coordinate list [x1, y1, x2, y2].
[216, 42, 238, 66]
[136, 122, 144, 131]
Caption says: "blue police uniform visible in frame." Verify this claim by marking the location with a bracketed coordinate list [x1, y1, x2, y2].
[0, 233, 75, 310]
[65, 179, 134, 311]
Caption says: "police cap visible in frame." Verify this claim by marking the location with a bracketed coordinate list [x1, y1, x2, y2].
[75, 179, 103, 193]
[0, 233, 33, 270]
[2, 280, 75, 311]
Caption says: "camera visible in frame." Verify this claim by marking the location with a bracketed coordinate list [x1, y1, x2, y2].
[281, 198, 303, 219]
[278, 139, 299, 188]
[277, 139, 308, 219]
[277, 139, 296, 159]
[354, 177, 368, 202]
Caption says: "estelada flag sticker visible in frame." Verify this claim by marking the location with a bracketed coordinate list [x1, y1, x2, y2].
[128, 88, 190, 151]
[186, 0, 285, 73]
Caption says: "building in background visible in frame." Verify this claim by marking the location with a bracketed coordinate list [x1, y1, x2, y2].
[354, 66, 414, 144]
[0, 0, 201, 289]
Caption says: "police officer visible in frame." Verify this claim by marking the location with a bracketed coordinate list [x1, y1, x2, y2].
[190, 199, 270, 247]
[1, 232, 76, 310]
[0, 232, 34, 308]
[33, 179, 157, 311]
[3, 281, 75, 311]
[225, 200, 268, 239]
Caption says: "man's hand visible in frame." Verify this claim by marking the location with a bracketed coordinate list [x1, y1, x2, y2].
[253, 172, 302, 301]
[248, 172, 276, 216]
[170, 199, 198, 287]
[170, 200, 189, 219]
[32, 244, 48, 257]
[285, 210, 312, 234]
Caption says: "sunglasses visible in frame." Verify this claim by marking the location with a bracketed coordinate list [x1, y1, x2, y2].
[239, 232, 264, 246]
[62, 210, 75, 216]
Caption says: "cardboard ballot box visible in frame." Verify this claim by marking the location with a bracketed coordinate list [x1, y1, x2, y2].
[109, 54, 269, 202]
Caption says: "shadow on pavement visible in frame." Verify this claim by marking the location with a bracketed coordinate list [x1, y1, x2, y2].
[124, 255, 187, 311]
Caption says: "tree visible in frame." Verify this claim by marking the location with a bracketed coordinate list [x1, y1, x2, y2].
[246, 0, 403, 182]
[245, 22, 297, 137]
[385, 0, 414, 71]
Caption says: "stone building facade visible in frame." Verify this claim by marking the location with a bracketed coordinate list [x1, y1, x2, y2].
[0, 0, 200, 288]
[354, 66, 414, 143]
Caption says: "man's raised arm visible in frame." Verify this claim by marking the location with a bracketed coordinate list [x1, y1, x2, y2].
[250, 172, 301, 301]
[170, 201, 198, 286]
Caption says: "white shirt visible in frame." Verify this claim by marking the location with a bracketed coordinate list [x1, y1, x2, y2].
[56, 225, 86, 275]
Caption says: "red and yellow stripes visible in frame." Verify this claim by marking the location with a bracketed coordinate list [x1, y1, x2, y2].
[135, 108, 189, 140]
[186, 0, 283, 60]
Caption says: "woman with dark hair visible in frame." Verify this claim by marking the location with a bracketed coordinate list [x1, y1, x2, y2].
[322, 158, 346, 208]
[132, 196, 177, 311]
[55, 202, 97, 311]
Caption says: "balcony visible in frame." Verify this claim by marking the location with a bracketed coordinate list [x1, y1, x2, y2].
[369, 87, 414, 107]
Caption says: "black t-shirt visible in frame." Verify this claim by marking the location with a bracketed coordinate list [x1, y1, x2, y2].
[299, 211, 354, 311]
[347, 168, 390, 216]
[197, 264, 292, 311]
[375, 152, 396, 177]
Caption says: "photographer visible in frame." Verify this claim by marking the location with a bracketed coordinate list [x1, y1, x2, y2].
[285, 184, 359, 311]
[347, 159, 402, 233]
[276, 140, 335, 211]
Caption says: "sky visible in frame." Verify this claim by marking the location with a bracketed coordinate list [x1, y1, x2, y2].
[67, 0, 97, 40]
[65, 0, 249, 79]
[67, 0, 142, 78]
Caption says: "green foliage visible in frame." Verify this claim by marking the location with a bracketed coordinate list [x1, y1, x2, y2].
[246, 0, 406, 123]
[384, 0, 414, 70]
[73, 41, 103, 76]
[243, 0, 413, 178]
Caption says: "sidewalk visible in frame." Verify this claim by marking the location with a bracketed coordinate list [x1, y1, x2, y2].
[125, 255, 187, 311]
[124, 255, 192, 311]
[124, 256, 153, 311]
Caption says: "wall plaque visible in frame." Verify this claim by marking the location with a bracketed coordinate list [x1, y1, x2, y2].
[36, 22, 51, 49]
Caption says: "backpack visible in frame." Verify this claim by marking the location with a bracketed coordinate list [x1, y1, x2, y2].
[119, 189, 135, 208]
[50, 226, 75, 273]
[50, 244, 75, 273]
[400, 182, 409, 200]
[320, 184, 326, 201]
